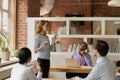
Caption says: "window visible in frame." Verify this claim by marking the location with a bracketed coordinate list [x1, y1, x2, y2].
[0, 0, 9, 32]
[0, 0, 16, 54]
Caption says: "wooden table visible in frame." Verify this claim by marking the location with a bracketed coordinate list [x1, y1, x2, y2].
[42, 78, 56, 80]
[50, 65, 92, 73]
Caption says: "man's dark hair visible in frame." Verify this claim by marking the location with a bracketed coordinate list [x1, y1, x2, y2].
[95, 40, 109, 56]
[116, 61, 120, 67]
[81, 42, 88, 49]
[18, 47, 31, 64]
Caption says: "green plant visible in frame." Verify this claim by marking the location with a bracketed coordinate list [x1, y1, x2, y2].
[13, 50, 19, 57]
[0, 31, 11, 52]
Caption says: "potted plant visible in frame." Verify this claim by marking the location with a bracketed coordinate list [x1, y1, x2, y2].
[0, 31, 11, 61]
[13, 49, 19, 58]
[117, 28, 120, 35]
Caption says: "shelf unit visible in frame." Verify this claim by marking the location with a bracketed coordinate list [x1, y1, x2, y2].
[28, 17, 120, 42]
[27, 17, 120, 58]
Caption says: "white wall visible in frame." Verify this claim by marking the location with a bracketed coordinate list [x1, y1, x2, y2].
[27, 19, 38, 61]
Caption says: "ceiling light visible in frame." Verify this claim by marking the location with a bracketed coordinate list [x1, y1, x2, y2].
[108, 0, 120, 7]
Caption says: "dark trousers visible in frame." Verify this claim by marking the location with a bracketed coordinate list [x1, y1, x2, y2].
[37, 58, 50, 78]
[66, 72, 88, 79]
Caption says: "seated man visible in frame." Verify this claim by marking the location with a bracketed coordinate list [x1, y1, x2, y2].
[66, 42, 92, 79]
[76, 40, 116, 80]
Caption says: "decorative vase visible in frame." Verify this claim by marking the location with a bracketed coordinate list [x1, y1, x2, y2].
[2, 52, 10, 61]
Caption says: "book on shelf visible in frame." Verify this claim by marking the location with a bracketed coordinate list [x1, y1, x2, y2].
[70, 26, 77, 34]
[57, 26, 66, 35]
[68, 44, 73, 52]
[51, 34, 62, 52]
[62, 27, 66, 34]
[115, 42, 119, 53]
[51, 41, 62, 52]
[76, 44, 80, 51]
[88, 44, 94, 53]
[67, 43, 80, 52]
[87, 41, 120, 53]
[57, 27, 62, 35]
[67, 42, 120, 53]
[110, 42, 117, 53]
[71, 43, 77, 52]
[109, 44, 112, 53]
[94, 26, 101, 35]
[107, 41, 120, 53]
[55, 41, 62, 52]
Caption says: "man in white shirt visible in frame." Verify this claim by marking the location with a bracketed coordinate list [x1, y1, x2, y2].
[77, 40, 116, 80]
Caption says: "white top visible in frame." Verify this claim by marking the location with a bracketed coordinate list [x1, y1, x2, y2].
[10, 63, 38, 80]
[82, 57, 116, 80]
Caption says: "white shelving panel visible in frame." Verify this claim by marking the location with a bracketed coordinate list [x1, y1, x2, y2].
[27, 17, 120, 59]
[27, 17, 120, 40]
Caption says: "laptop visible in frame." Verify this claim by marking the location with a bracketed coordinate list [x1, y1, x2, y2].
[65, 58, 80, 68]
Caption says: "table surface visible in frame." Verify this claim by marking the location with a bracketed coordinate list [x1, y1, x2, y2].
[5, 78, 56, 80]
[42, 78, 56, 80]
[50, 65, 92, 73]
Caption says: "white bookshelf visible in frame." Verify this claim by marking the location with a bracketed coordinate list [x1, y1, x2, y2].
[27, 17, 120, 40]
[27, 17, 120, 58]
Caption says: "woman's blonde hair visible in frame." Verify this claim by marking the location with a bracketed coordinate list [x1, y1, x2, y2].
[35, 20, 48, 35]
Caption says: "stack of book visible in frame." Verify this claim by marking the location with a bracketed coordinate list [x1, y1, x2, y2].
[88, 44, 94, 53]
[57, 26, 66, 35]
[67, 43, 80, 52]
[51, 41, 62, 52]
[70, 26, 77, 34]
[94, 26, 101, 35]
[109, 41, 120, 53]
[86, 41, 120, 53]
[57, 26, 77, 35]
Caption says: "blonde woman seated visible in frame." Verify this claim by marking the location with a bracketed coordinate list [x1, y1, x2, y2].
[10, 47, 42, 80]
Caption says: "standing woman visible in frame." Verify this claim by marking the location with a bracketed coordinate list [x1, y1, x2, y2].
[34, 20, 50, 78]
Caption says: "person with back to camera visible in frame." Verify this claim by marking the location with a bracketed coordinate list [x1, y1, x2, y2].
[66, 42, 92, 79]
[34, 20, 50, 78]
[10, 47, 41, 80]
[74, 40, 116, 80]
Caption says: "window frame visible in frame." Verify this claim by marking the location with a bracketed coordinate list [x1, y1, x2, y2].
[9, 0, 16, 51]
[0, 0, 16, 51]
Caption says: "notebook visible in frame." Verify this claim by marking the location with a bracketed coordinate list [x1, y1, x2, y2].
[65, 58, 80, 68]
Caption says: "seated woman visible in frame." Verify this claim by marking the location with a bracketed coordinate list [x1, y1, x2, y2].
[10, 47, 42, 80]
[66, 42, 92, 79]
